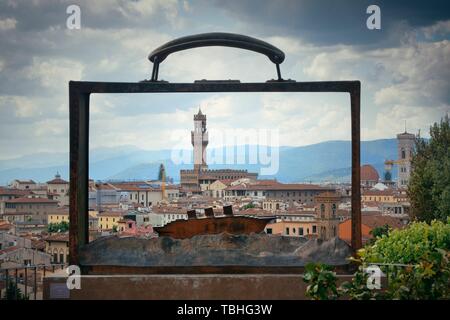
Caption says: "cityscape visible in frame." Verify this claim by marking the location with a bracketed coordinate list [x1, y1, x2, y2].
[0, 0, 448, 307]
[1, 108, 417, 298]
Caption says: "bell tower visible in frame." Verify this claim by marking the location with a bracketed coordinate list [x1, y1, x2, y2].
[191, 108, 208, 171]
[315, 192, 340, 241]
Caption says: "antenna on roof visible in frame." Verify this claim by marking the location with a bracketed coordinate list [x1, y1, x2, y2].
[404, 120, 407, 133]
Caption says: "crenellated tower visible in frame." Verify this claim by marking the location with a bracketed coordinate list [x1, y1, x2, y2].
[191, 108, 208, 171]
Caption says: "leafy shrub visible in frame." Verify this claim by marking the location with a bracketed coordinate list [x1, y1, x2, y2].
[303, 221, 450, 300]
[303, 263, 339, 300]
[359, 220, 450, 264]
[47, 221, 69, 233]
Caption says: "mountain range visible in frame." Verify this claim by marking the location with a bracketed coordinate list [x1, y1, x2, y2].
[0, 139, 399, 185]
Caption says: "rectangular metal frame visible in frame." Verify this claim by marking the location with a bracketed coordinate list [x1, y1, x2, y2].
[69, 80, 362, 266]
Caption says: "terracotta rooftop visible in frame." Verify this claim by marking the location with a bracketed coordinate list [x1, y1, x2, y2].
[361, 164, 380, 182]
[5, 197, 58, 204]
[44, 233, 69, 242]
[225, 183, 333, 192]
[0, 188, 32, 196]
[97, 211, 126, 217]
[362, 189, 395, 196]
[47, 178, 68, 184]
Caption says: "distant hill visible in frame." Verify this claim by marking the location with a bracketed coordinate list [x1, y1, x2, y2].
[0, 139, 399, 184]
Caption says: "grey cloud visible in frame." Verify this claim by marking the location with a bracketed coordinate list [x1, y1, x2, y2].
[202, 0, 450, 47]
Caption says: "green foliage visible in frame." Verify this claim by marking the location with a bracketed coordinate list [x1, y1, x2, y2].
[359, 220, 450, 264]
[47, 221, 69, 233]
[242, 203, 256, 210]
[2, 279, 29, 300]
[408, 115, 450, 223]
[112, 225, 118, 233]
[303, 221, 450, 300]
[366, 224, 390, 245]
[340, 265, 384, 300]
[370, 224, 390, 239]
[303, 263, 339, 300]
[357, 220, 450, 299]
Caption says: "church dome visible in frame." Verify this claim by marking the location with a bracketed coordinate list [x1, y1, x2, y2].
[361, 164, 379, 182]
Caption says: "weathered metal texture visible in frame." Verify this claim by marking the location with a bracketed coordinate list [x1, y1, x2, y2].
[69, 86, 89, 266]
[148, 32, 285, 81]
[223, 205, 233, 216]
[69, 81, 362, 267]
[47, 273, 383, 300]
[204, 207, 214, 218]
[77, 234, 353, 275]
[153, 216, 273, 239]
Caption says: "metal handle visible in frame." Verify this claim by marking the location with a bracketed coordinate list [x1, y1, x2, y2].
[148, 32, 285, 81]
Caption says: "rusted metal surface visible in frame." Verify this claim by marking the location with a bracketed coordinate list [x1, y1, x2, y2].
[154, 216, 274, 239]
[350, 83, 362, 250]
[148, 32, 285, 81]
[78, 234, 353, 275]
[69, 33, 362, 268]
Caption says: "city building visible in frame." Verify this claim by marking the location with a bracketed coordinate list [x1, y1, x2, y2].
[180, 110, 258, 192]
[48, 208, 69, 224]
[315, 192, 341, 241]
[360, 164, 380, 188]
[46, 172, 69, 206]
[9, 179, 38, 190]
[98, 211, 126, 231]
[397, 131, 415, 187]
[2, 197, 58, 224]
[44, 233, 69, 264]
[265, 211, 317, 237]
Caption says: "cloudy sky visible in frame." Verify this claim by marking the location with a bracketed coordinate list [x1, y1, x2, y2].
[0, 0, 449, 159]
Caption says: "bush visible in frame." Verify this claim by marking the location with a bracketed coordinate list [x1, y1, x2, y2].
[48, 221, 69, 233]
[303, 221, 450, 300]
[359, 220, 450, 264]
[357, 220, 450, 299]
[303, 263, 339, 300]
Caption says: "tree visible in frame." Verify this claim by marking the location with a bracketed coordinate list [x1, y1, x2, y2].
[2, 279, 29, 300]
[370, 224, 390, 238]
[48, 221, 69, 233]
[408, 115, 450, 223]
[158, 163, 166, 181]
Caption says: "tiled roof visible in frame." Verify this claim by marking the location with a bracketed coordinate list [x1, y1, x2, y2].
[225, 183, 333, 191]
[14, 180, 36, 184]
[5, 197, 58, 204]
[47, 178, 68, 184]
[97, 211, 126, 217]
[44, 233, 69, 242]
[363, 189, 394, 196]
[361, 164, 379, 182]
[0, 188, 33, 196]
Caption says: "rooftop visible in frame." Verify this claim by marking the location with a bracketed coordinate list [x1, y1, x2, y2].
[5, 197, 58, 204]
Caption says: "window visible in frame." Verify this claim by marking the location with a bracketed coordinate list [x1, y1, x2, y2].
[312, 225, 317, 233]
[266, 228, 272, 234]
[401, 148, 406, 159]
[285, 227, 289, 235]
[299, 228, 304, 236]
[332, 204, 337, 217]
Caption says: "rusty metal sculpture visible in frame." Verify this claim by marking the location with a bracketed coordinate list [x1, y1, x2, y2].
[154, 206, 274, 239]
[69, 32, 362, 267]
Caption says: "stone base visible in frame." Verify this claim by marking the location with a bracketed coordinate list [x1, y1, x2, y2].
[44, 274, 359, 300]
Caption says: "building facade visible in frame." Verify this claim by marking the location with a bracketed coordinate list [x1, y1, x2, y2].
[397, 131, 415, 188]
[180, 110, 258, 191]
[315, 192, 340, 240]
